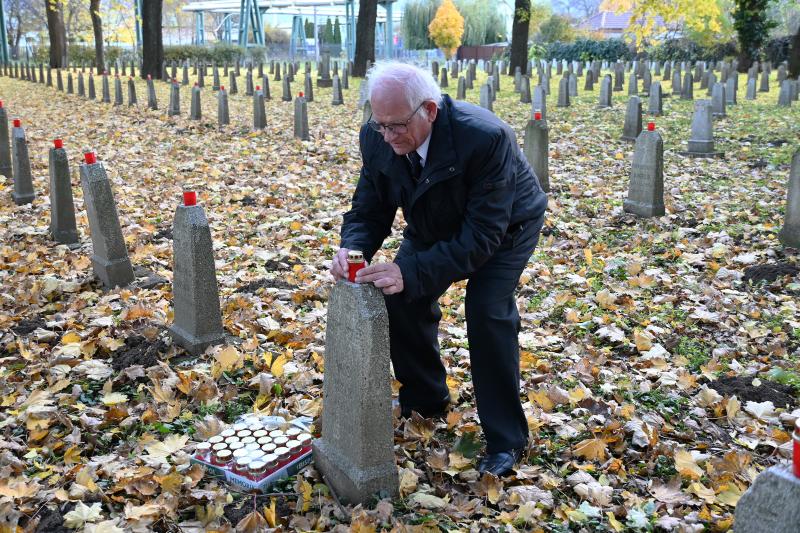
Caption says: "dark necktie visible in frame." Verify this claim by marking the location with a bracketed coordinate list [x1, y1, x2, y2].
[406, 151, 423, 182]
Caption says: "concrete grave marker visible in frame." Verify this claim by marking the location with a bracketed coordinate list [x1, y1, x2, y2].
[169, 191, 226, 354]
[456, 76, 466, 99]
[217, 86, 230, 126]
[628, 72, 638, 95]
[228, 71, 238, 95]
[246, 69, 254, 96]
[88, 74, 96, 99]
[523, 111, 549, 192]
[682, 100, 722, 157]
[77, 72, 85, 97]
[598, 74, 612, 108]
[622, 96, 643, 142]
[66, 73, 74, 94]
[168, 80, 181, 116]
[725, 76, 737, 105]
[253, 86, 267, 130]
[101, 73, 111, 103]
[520, 76, 531, 103]
[282, 76, 291, 102]
[681, 72, 694, 100]
[0, 102, 11, 179]
[127, 77, 137, 106]
[147, 75, 158, 110]
[711, 82, 726, 117]
[778, 149, 800, 248]
[313, 281, 398, 505]
[10, 119, 35, 205]
[480, 83, 492, 112]
[114, 76, 123, 106]
[734, 465, 800, 533]
[778, 80, 792, 106]
[332, 75, 344, 105]
[294, 93, 310, 140]
[304, 73, 314, 102]
[190, 83, 201, 120]
[648, 82, 663, 115]
[746, 77, 757, 100]
[79, 151, 135, 288]
[48, 139, 78, 244]
[624, 122, 664, 217]
[557, 76, 570, 107]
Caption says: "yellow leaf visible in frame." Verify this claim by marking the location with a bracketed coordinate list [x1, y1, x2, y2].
[716, 484, 743, 507]
[62, 332, 81, 344]
[726, 396, 741, 421]
[0, 476, 39, 499]
[398, 468, 419, 497]
[270, 354, 288, 377]
[687, 482, 715, 504]
[295, 478, 313, 512]
[573, 438, 607, 461]
[674, 449, 704, 480]
[215, 346, 244, 373]
[528, 389, 554, 412]
[568, 386, 588, 405]
[584, 248, 593, 265]
[64, 446, 82, 465]
[145, 434, 189, 463]
[263, 498, 277, 528]
[633, 329, 653, 352]
[75, 467, 98, 492]
[606, 512, 624, 532]
[156, 470, 184, 493]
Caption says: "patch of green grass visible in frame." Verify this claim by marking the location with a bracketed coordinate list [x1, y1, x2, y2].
[673, 336, 711, 371]
[631, 389, 689, 422]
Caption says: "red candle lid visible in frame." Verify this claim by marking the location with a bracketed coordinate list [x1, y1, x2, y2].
[147, 74, 152, 80]
[84, 152, 96, 164]
[129, 76, 133, 80]
[172, 78, 177, 84]
[12, 119, 20, 128]
[220, 85, 225, 91]
[534, 111, 542, 120]
[256, 85, 261, 91]
[299, 91, 304, 97]
[647, 122, 655, 131]
[183, 191, 197, 206]
[54, 139, 63, 149]
[0, 100, 4, 108]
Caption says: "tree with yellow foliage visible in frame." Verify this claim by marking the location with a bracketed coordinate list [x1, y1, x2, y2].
[600, 0, 722, 49]
[428, 0, 465, 59]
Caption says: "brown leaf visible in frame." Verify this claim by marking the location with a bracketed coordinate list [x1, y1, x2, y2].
[236, 510, 267, 533]
[573, 438, 607, 462]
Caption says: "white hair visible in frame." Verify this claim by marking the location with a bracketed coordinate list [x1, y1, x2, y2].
[366, 61, 442, 117]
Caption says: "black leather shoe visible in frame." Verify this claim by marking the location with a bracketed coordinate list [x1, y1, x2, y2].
[477, 448, 524, 476]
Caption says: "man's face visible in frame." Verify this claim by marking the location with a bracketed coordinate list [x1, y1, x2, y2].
[370, 84, 437, 156]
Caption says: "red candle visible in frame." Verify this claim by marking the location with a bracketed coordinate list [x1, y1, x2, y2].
[534, 111, 542, 120]
[299, 91, 304, 98]
[0, 100, 4, 108]
[147, 74, 152, 80]
[84, 152, 97, 164]
[220, 85, 225, 91]
[12, 119, 20, 128]
[647, 122, 655, 131]
[183, 191, 197, 206]
[794, 420, 800, 478]
[347, 250, 365, 282]
[256, 86, 261, 91]
[54, 139, 63, 149]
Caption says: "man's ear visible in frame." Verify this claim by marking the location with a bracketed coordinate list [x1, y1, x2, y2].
[424, 101, 438, 122]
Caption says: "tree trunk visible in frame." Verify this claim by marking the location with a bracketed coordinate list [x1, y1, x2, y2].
[45, 0, 67, 68]
[789, 25, 800, 78]
[90, 0, 104, 73]
[141, 0, 163, 79]
[509, 0, 530, 76]
[353, 0, 377, 77]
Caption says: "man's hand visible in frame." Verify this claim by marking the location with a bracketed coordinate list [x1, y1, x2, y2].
[356, 262, 404, 295]
[330, 248, 352, 281]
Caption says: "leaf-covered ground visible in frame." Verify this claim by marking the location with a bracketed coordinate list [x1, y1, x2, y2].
[0, 63, 799, 532]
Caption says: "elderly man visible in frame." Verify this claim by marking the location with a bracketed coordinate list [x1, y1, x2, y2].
[330, 61, 548, 476]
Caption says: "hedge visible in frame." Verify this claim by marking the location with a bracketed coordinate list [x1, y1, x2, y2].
[543, 39, 632, 62]
[646, 38, 738, 62]
[33, 45, 134, 66]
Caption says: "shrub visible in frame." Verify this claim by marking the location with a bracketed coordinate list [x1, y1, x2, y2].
[765, 35, 792, 65]
[544, 38, 632, 62]
[646, 38, 738, 62]
[163, 43, 244, 64]
[32, 45, 136, 66]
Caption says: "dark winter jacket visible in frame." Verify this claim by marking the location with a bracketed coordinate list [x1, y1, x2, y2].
[341, 94, 548, 301]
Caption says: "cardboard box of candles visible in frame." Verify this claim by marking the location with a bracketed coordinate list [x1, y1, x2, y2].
[190, 414, 314, 493]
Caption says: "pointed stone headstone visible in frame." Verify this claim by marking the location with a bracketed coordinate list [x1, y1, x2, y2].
[332, 75, 344, 105]
[584, 70, 594, 91]
[66, 73, 74, 94]
[147, 76, 158, 110]
[168, 80, 180, 116]
[778, 80, 792, 106]
[88, 75, 96, 99]
[253, 86, 267, 130]
[80, 152, 135, 288]
[197, 64, 205, 88]
[523, 113, 549, 192]
[10, 119, 34, 205]
[57, 70, 63, 91]
[628, 72, 638, 95]
[48, 139, 78, 244]
[520, 76, 531, 103]
[624, 122, 664, 217]
[228, 71, 238, 95]
[734, 465, 800, 533]
[746, 77, 757, 100]
[246, 69, 254, 96]
[282, 76, 291, 102]
[77, 72, 85, 97]
[759, 70, 769, 92]
[598, 75, 612, 108]
[190, 84, 201, 120]
[568, 73, 577, 97]
[648, 82, 663, 115]
[682, 100, 722, 157]
[170, 191, 226, 354]
[557, 76, 570, 107]
[114, 76, 123, 106]
[182, 63, 189, 86]
[440, 67, 448, 88]
[532, 85, 547, 120]
[711, 83, 726, 117]
[0, 103, 11, 179]
[725, 76, 737, 105]
[101, 73, 111, 103]
[217, 86, 230, 126]
[312, 281, 399, 505]
[212, 64, 220, 91]
[614, 64, 624, 91]
[127, 77, 137, 106]
[304, 73, 314, 102]
[294, 93, 310, 140]
[622, 96, 642, 142]
[777, 149, 800, 248]
[479, 83, 492, 112]
[681, 72, 693, 100]
[456, 76, 466, 99]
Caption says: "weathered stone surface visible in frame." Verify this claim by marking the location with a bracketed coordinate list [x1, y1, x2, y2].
[456, 76, 466, 100]
[101, 74, 111, 103]
[190, 84, 201, 120]
[624, 128, 664, 217]
[282, 76, 291, 102]
[681, 72, 694, 100]
[0, 106, 11, 179]
[127, 77, 137, 106]
[48, 144, 78, 244]
[523, 117, 549, 193]
[746, 77, 757, 100]
[628, 72, 638, 95]
[734, 465, 800, 533]
[253, 88, 267, 130]
[519, 75, 531, 103]
[216, 87, 229, 126]
[556, 76, 570, 107]
[294, 95, 310, 140]
[313, 281, 398, 505]
[778, 149, 800, 248]
[684, 100, 720, 156]
[11, 123, 34, 205]
[778, 80, 792, 107]
[622, 96, 642, 142]
[598, 74, 612, 108]
[169, 200, 226, 355]
[480, 83, 492, 112]
[147, 77, 158, 110]
[331, 75, 344, 105]
[725, 75, 737, 105]
[168, 81, 180, 116]
[532, 85, 547, 120]
[648, 82, 663, 115]
[711, 82, 726, 117]
[80, 159, 135, 288]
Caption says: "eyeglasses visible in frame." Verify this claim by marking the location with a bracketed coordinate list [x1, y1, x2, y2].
[367, 102, 425, 135]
